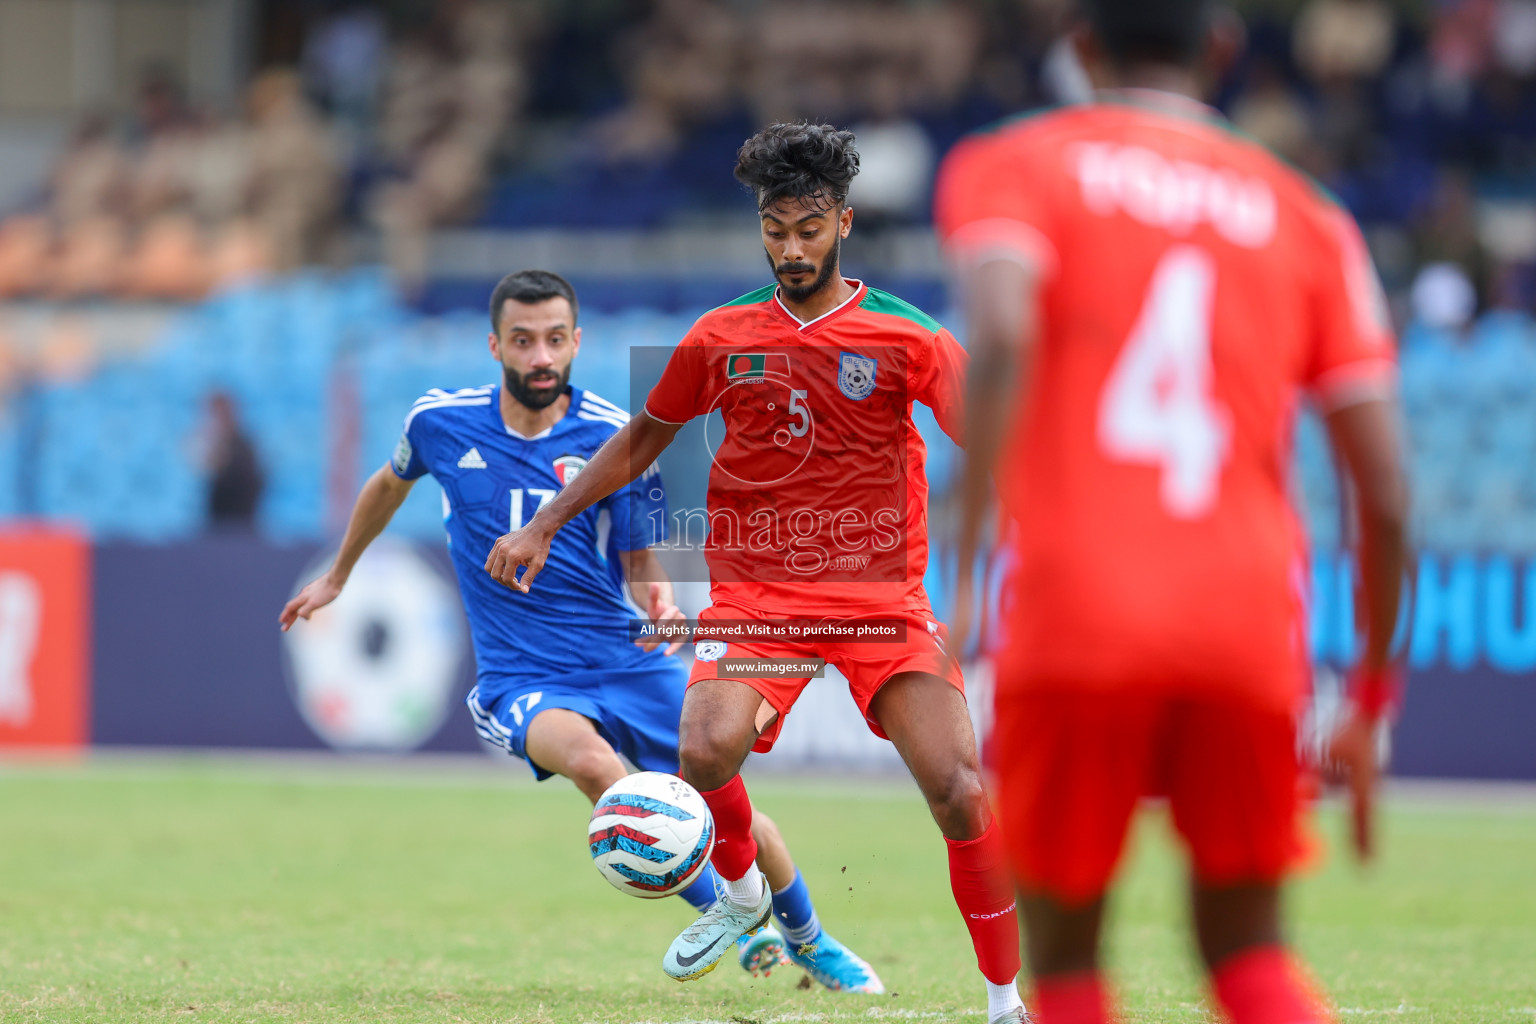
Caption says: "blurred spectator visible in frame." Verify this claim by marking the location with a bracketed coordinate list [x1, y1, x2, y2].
[124, 69, 197, 225]
[49, 115, 129, 230]
[204, 392, 264, 531]
[1412, 261, 1480, 331]
[376, 31, 457, 164]
[744, 1, 979, 126]
[245, 69, 342, 271]
[184, 111, 253, 230]
[1432, 0, 1496, 89]
[0, 217, 53, 299]
[1231, 58, 1317, 172]
[302, 0, 388, 142]
[370, 1, 527, 292]
[1415, 169, 1491, 298]
[52, 217, 128, 299]
[1294, 0, 1396, 83]
[122, 214, 210, 302]
[1493, 0, 1536, 75]
[849, 72, 936, 227]
[588, 0, 739, 164]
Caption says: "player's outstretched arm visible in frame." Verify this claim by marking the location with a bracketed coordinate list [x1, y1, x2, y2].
[485, 412, 682, 593]
[279, 464, 415, 631]
[1322, 397, 1410, 860]
[951, 257, 1041, 650]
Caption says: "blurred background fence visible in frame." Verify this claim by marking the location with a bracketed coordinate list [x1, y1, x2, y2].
[1, 0, 1534, 777]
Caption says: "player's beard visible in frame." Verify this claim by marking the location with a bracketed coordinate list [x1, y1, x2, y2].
[768, 234, 841, 304]
[503, 362, 570, 410]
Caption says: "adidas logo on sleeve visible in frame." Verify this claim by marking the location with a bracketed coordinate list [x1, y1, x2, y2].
[457, 447, 488, 469]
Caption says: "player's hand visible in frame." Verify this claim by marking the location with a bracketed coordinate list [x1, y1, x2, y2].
[279, 573, 342, 631]
[1323, 704, 1380, 863]
[636, 582, 687, 655]
[485, 523, 553, 593]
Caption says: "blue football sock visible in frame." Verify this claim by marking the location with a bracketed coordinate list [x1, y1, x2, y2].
[772, 870, 821, 947]
[677, 865, 720, 913]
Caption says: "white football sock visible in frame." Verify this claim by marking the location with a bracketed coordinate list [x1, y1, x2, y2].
[986, 976, 1025, 1021]
[723, 869, 765, 908]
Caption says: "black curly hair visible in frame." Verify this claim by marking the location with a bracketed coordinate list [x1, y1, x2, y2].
[734, 122, 861, 213]
[1084, 0, 1213, 65]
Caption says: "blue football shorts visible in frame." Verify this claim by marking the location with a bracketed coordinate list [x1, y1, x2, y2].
[466, 654, 689, 781]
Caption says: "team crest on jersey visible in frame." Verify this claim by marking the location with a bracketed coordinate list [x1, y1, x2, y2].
[552, 455, 588, 486]
[838, 352, 877, 400]
[694, 641, 726, 662]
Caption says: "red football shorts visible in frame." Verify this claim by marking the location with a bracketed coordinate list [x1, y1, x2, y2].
[993, 687, 1300, 905]
[686, 604, 965, 752]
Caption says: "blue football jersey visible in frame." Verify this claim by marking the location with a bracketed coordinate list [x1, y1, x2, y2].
[391, 384, 668, 681]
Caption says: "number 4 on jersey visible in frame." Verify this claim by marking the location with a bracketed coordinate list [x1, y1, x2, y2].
[1097, 245, 1230, 519]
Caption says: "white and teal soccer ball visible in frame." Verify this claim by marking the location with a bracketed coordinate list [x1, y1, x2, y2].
[588, 772, 714, 898]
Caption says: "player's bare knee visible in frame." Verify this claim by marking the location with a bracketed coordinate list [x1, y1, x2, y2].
[749, 809, 783, 847]
[926, 767, 989, 840]
[563, 743, 625, 801]
[676, 727, 739, 792]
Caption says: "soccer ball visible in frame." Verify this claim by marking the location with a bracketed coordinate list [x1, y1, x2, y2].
[588, 771, 714, 898]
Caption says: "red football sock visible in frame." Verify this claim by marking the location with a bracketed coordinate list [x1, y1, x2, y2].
[1212, 945, 1333, 1024]
[1034, 971, 1113, 1024]
[698, 776, 758, 881]
[945, 820, 1023, 984]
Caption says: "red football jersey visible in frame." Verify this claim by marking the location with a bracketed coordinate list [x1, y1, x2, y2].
[934, 96, 1396, 710]
[645, 279, 966, 618]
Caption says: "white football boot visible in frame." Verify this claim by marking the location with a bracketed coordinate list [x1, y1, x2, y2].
[663, 872, 773, 981]
[990, 1008, 1034, 1024]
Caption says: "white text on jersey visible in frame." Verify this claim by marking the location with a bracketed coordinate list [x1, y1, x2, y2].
[1069, 142, 1277, 248]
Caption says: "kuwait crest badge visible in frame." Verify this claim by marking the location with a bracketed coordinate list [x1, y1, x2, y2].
[838, 352, 877, 400]
[553, 454, 587, 486]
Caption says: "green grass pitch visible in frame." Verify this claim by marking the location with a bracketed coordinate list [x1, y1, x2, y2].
[1, 757, 1533, 1023]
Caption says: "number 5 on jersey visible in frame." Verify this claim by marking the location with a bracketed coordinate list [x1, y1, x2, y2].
[510, 488, 557, 531]
[1097, 245, 1231, 519]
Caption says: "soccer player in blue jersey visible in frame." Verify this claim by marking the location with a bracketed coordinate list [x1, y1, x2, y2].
[279, 269, 880, 993]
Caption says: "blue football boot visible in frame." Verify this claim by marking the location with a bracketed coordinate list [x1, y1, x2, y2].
[737, 923, 790, 976]
[784, 930, 885, 993]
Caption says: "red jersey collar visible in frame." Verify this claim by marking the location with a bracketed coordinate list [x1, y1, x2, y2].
[770, 279, 866, 333]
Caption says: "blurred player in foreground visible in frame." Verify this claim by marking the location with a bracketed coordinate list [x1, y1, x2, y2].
[936, 0, 1409, 1020]
[280, 269, 874, 990]
[484, 125, 1026, 1023]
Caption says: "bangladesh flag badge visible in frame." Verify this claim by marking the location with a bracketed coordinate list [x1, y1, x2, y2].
[727, 353, 790, 379]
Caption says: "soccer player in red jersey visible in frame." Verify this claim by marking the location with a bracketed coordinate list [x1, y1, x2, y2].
[485, 123, 1026, 1021]
[935, 0, 1409, 1021]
